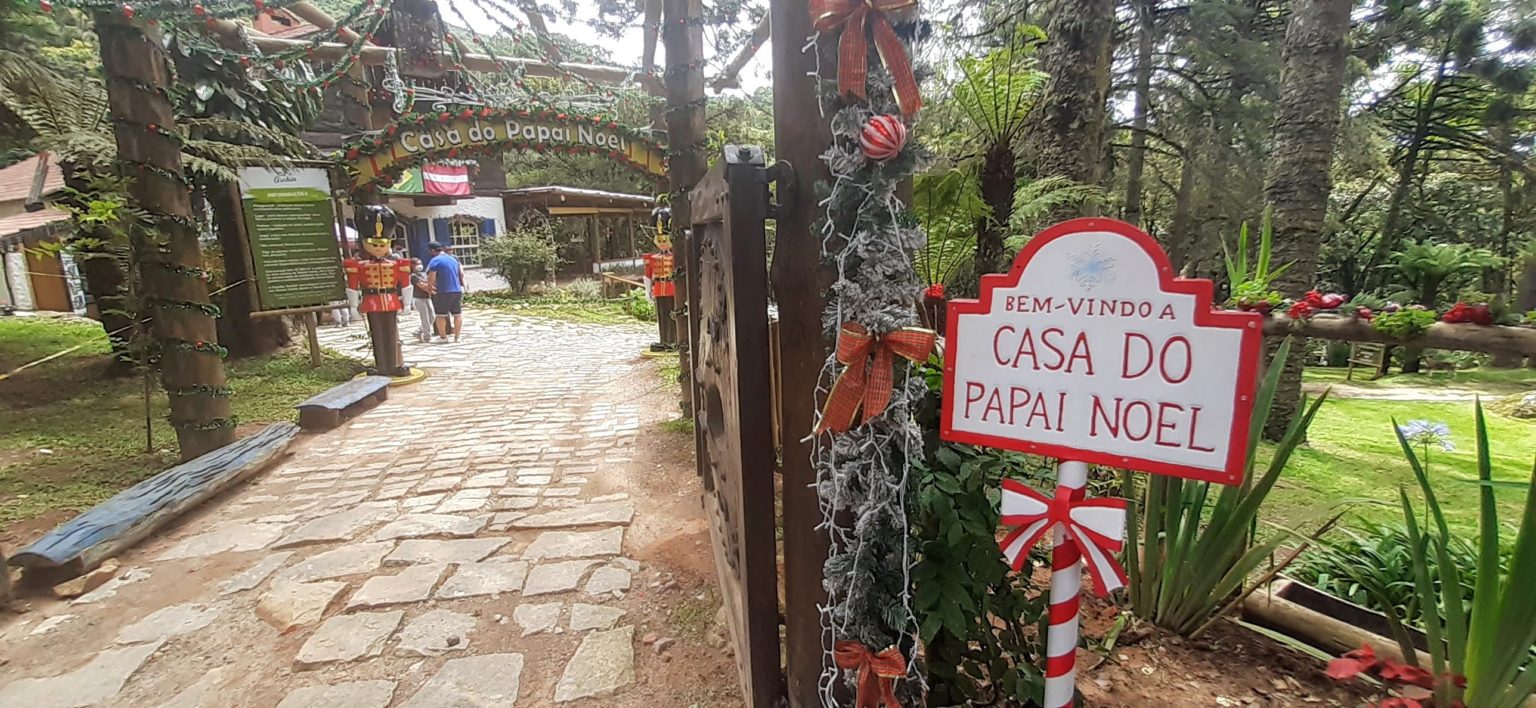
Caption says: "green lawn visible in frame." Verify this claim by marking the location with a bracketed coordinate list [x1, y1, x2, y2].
[464, 290, 649, 326]
[0, 316, 361, 529]
[1303, 365, 1536, 395]
[1263, 395, 1536, 538]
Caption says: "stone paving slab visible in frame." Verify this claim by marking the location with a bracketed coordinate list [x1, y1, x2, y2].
[256, 581, 346, 632]
[523, 527, 625, 561]
[370, 513, 487, 541]
[385, 538, 509, 566]
[436, 560, 529, 600]
[275, 541, 395, 583]
[509, 501, 635, 529]
[219, 551, 294, 595]
[400, 653, 525, 708]
[276, 680, 397, 708]
[523, 560, 599, 597]
[115, 603, 220, 645]
[294, 611, 404, 668]
[395, 609, 476, 657]
[553, 625, 635, 703]
[345, 564, 449, 609]
[0, 638, 166, 708]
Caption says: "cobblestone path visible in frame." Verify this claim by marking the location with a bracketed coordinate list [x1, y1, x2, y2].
[0, 311, 725, 707]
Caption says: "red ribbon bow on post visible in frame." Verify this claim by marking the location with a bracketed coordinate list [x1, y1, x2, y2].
[833, 641, 906, 708]
[816, 322, 936, 434]
[810, 0, 924, 116]
[998, 479, 1129, 597]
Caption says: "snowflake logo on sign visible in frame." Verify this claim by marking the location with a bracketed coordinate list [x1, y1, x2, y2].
[1068, 244, 1115, 291]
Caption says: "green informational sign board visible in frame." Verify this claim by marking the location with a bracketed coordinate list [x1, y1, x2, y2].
[238, 167, 345, 311]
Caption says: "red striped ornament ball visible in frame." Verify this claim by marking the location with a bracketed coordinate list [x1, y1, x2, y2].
[859, 115, 907, 162]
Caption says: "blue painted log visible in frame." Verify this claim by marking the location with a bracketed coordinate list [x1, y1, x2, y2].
[295, 375, 391, 430]
[9, 422, 300, 575]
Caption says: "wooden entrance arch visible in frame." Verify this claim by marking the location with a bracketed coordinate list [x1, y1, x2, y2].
[342, 107, 668, 195]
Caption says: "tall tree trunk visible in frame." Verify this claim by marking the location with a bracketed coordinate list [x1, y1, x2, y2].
[1261, 0, 1352, 441]
[974, 144, 1016, 275]
[1368, 54, 1450, 285]
[98, 14, 235, 460]
[1167, 144, 1198, 273]
[1121, 0, 1157, 227]
[211, 181, 288, 358]
[1024, 0, 1114, 217]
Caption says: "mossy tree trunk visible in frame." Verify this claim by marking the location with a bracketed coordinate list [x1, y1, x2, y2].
[97, 14, 235, 460]
[1024, 0, 1113, 220]
[1261, 0, 1352, 441]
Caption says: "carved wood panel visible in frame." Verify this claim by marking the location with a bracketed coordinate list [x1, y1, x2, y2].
[686, 147, 782, 706]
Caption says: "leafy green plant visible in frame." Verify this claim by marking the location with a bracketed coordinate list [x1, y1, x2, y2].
[558, 278, 603, 301]
[1371, 307, 1439, 339]
[1123, 338, 1333, 636]
[1221, 210, 1291, 310]
[1373, 404, 1535, 706]
[619, 287, 655, 322]
[1290, 518, 1488, 627]
[911, 360, 1047, 705]
[481, 221, 562, 294]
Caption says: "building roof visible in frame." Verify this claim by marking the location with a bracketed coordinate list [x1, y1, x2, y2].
[501, 186, 656, 212]
[0, 208, 70, 247]
[0, 154, 64, 204]
[251, 9, 318, 39]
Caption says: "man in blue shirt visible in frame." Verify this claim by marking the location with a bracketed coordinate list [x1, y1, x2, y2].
[425, 242, 465, 342]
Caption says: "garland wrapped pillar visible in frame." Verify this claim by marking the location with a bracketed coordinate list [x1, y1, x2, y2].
[809, 1, 929, 703]
[97, 12, 235, 459]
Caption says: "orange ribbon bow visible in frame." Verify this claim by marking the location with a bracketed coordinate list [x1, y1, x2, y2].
[816, 322, 936, 434]
[810, 0, 924, 116]
[833, 641, 906, 708]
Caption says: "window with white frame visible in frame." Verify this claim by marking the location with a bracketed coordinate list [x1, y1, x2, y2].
[449, 217, 482, 266]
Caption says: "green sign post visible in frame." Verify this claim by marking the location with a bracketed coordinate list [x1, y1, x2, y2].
[238, 167, 344, 311]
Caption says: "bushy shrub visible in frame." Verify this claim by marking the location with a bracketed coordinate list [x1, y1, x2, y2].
[619, 287, 655, 322]
[1291, 519, 1487, 626]
[481, 221, 561, 294]
[560, 278, 603, 301]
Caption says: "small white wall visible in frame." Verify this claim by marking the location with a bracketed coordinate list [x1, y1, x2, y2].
[4, 250, 34, 311]
[384, 196, 506, 232]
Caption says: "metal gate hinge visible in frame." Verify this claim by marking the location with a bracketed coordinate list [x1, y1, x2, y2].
[766, 160, 796, 220]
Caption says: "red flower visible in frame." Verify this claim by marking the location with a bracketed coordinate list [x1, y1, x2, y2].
[1377, 698, 1422, 708]
[1468, 303, 1493, 325]
[1305, 290, 1325, 307]
[1319, 293, 1346, 309]
[924, 283, 946, 299]
[1355, 307, 1374, 321]
[1379, 661, 1435, 689]
[1287, 301, 1315, 320]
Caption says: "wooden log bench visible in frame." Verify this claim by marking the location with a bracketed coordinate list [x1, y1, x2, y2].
[295, 375, 391, 431]
[9, 422, 300, 578]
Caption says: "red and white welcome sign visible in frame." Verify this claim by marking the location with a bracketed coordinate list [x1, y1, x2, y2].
[940, 218, 1262, 485]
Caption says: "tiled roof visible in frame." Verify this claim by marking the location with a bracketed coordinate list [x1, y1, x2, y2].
[0, 208, 69, 244]
[0, 154, 64, 203]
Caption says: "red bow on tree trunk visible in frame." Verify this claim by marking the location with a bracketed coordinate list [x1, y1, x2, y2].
[833, 641, 906, 707]
[810, 0, 923, 116]
[816, 322, 936, 434]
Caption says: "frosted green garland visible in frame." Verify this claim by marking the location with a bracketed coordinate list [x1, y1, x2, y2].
[810, 28, 930, 707]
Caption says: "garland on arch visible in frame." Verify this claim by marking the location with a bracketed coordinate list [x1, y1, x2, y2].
[808, 0, 930, 704]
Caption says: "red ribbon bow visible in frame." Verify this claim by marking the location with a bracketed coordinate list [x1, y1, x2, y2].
[816, 322, 936, 434]
[811, 0, 923, 116]
[833, 641, 905, 708]
[998, 479, 1129, 597]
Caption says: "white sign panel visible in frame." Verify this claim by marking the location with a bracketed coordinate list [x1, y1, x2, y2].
[940, 219, 1262, 485]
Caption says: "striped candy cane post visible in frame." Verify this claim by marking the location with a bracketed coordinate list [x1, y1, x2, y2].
[1044, 460, 1090, 708]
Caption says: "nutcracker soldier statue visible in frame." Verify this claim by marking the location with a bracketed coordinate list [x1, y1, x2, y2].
[642, 206, 677, 351]
[345, 205, 413, 377]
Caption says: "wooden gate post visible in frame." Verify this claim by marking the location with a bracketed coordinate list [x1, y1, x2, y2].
[663, 0, 707, 416]
[769, 0, 836, 704]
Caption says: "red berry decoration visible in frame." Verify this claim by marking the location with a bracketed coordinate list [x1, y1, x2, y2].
[924, 283, 946, 299]
[860, 114, 907, 161]
[345, 147, 359, 160]
[438, 112, 451, 122]
[460, 108, 473, 119]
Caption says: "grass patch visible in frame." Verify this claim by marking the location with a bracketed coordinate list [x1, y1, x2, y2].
[464, 289, 645, 326]
[0, 316, 361, 527]
[659, 417, 694, 435]
[1303, 365, 1536, 395]
[1262, 395, 1536, 536]
[667, 588, 719, 640]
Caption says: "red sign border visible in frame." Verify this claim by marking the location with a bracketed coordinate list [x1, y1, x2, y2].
[939, 218, 1263, 486]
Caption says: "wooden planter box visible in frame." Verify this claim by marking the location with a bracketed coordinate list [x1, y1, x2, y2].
[1242, 576, 1429, 666]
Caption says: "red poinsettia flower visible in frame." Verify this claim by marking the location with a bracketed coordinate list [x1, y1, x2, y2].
[924, 283, 945, 299]
[1318, 293, 1347, 309]
[1287, 301, 1316, 320]
[1327, 645, 1379, 681]
[1305, 290, 1325, 307]
[1379, 661, 1435, 688]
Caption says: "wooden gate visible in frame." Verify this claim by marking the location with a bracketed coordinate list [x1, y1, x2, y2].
[685, 145, 783, 705]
